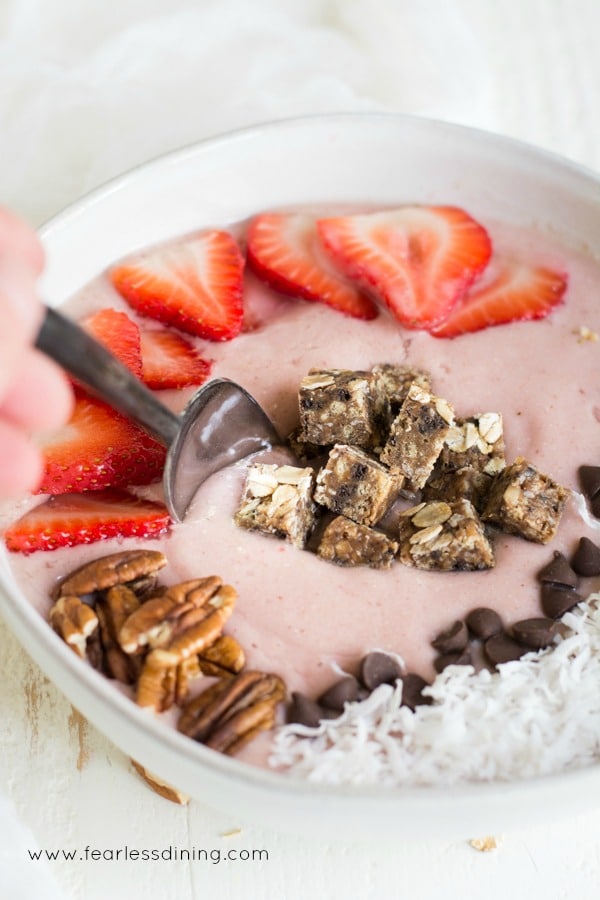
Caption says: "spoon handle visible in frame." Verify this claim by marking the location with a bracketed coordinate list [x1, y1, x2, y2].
[35, 307, 180, 447]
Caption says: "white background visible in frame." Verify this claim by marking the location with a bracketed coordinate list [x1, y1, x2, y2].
[1, 1, 600, 897]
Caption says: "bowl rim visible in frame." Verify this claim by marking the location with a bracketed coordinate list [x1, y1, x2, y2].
[3, 110, 600, 820]
[38, 110, 600, 238]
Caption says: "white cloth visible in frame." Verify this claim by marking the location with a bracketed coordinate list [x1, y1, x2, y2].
[0, 0, 494, 225]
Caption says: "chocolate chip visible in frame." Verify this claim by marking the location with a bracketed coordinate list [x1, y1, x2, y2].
[578, 465, 600, 500]
[360, 651, 403, 690]
[511, 617, 558, 650]
[431, 619, 469, 654]
[318, 675, 359, 711]
[465, 607, 503, 640]
[537, 551, 579, 589]
[592, 494, 600, 519]
[401, 673, 432, 710]
[484, 633, 528, 666]
[541, 584, 583, 619]
[571, 537, 600, 577]
[287, 692, 335, 727]
[433, 649, 472, 673]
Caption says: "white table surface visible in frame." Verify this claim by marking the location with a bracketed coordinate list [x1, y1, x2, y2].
[2, 1, 600, 897]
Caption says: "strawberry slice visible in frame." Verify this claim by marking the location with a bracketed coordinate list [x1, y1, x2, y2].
[430, 259, 568, 338]
[37, 391, 166, 494]
[246, 213, 378, 320]
[317, 206, 492, 329]
[83, 307, 143, 378]
[110, 230, 245, 341]
[4, 490, 171, 554]
[140, 328, 212, 389]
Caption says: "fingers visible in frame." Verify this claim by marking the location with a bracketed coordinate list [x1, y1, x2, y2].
[0, 207, 44, 274]
[0, 207, 73, 498]
[0, 419, 44, 495]
[0, 210, 46, 408]
[0, 349, 75, 433]
[0, 350, 75, 498]
[0, 350, 74, 497]
[0, 258, 45, 370]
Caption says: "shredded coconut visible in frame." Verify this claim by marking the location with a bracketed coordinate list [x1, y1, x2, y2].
[270, 593, 600, 786]
[572, 492, 600, 531]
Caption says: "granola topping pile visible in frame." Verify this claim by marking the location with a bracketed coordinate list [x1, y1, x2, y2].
[234, 364, 569, 572]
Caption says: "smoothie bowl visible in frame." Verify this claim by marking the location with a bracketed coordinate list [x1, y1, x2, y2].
[1, 114, 600, 839]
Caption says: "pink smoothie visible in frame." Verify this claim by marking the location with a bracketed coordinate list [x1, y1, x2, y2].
[2, 214, 599, 772]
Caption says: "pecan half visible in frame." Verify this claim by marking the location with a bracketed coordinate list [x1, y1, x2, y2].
[85, 630, 105, 673]
[136, 650, 177, 712]
[160, 585, 237, 664]
[198, 635, 245, 678]
[96, 585, 142, 684]
[119, 577, 237, 662]
[136, 652, 203, 712]
[49, 596, 99, 659]
[175, 655, 202, 706]
[54, 550, 167, 600]
[130, 760, 189, 805]
[178, 670, 286, 755]
[104, 584, 141, 634]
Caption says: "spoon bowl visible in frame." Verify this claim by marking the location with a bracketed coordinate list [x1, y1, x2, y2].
[164, 376, 280, 520]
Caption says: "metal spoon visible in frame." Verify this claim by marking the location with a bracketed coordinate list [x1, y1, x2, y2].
[35, 307, 280, 522]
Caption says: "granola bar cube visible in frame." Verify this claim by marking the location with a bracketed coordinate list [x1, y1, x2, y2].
[481, 456, 569, 544]
[380, 384, 454, 492]
[286, 427, 329, 463]
[318, 515, 399, 569]
[234, 463, 317, 548]
[314, 444, 404, 526]
[438, 413, 506, 476]
[398, 499, 494, 571]
[371, 364, 431, 415]
[422, 466, 494, 513]
[298, 368, 382, 450]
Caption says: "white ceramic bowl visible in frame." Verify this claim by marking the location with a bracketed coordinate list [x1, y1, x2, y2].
[2, 113, 600, 840]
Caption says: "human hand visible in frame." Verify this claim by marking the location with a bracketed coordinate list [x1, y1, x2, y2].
[0, 208, 74, 495]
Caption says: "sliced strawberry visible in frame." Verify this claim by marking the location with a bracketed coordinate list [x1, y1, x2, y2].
[246, 213, 378, 320]
[110, 230, 245, 341]
[140, 328, 212, 390]
[82, 308, 143, 378]
[4, 490, 170, 554]
[430, 259, 568, 338]
[37, 390, 166, 494]
[317, 206, 492, 329]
